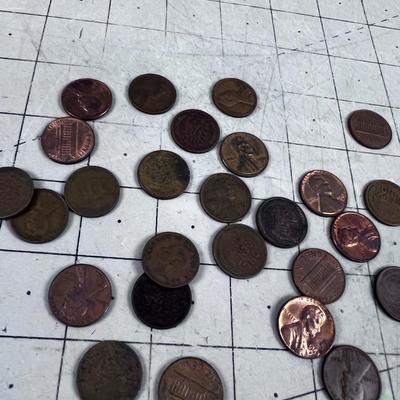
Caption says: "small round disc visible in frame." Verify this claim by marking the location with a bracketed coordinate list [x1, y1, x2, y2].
[137, 150, 190, 199]
[77, 341, 143, 400]
[375, 266, 400, 321]
[200, 173, 251, 223]
[278, 296, 335, 359]
[212, 78, 257, 117]
[64, 166, 120, 217]
[41, 117, 95, 164]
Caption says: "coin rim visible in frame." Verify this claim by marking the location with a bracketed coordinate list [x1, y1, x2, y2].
[374, 266, 400, 322]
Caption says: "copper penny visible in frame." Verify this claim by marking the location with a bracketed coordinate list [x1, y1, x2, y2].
[0, 167, 34, 219]
[61, 78, 112, 120]
[331, 212, 380, 262]
[159, 357, 223, 400]
[213, 224, 267, 279]
[212, 78, 257, 117]
[219, 132, 269, 177]
[278, 296, 335, 359]
[348, 110, 392, 149]
[48, 264, 112, 327]
[10, 189, 69, 243]
[375, 266, 400, 321]
[77, 341, 142, 400]
[300, 170, 347, 217]
[137, 150, 190, 200]
[200, 173, 251, 223]
[171, 109, 220, 153]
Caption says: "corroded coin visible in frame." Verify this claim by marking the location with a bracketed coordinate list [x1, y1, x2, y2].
[375, 266, 400, 321]
[278, 296, 335, 359]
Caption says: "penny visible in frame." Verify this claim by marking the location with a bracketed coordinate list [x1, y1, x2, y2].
[61, 78, 112, 120]
[375, 266, 400, 321]
[331, 212, 380, 262]
[323, 345, 381, 400]
[159, 357, 223, 400]
[128, 73, 176, 115]
[171, 109, 220, 153]
[220, 132, 269, 177]
[300, 170, 347, 217]
[137, 150, 190, 199]
[212, 78, 257, 117]
[200, 173, 251, 223]
[77, 341, 142, 400]
[0, 167, 34, 219]
[10, 189, 68, 243]
[131, 273, 192, 329]
[64, 166, 120, 217]
[278, 296, 335, 359]
[213, 224, 267, 279]
[348, 110, 392, 149]
[256, 197, 308, 248]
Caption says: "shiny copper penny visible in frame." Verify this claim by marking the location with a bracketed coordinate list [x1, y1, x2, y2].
[171, 109, 220, 153]
[300, 170, 347, 217]
[348, 110, 392, 149]
[375, 266, 400, 321]
[61, 78, 112, 120]
[0, 167, 34, 219]
[159, 357, 223, 400]
[48, 264, 112, 327]
[331, 212, 380, 262]
[278, 296, 335, 359]
[10, 189, 68, 243]
[41, 117, 95, 164]
[200, 173, 251, 223]
[212, 78, 257, 117]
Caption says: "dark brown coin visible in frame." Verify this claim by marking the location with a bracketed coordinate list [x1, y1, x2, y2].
[61, 78, 112, 120]
[41, 117, 95, 164]
[212, 78, 257, 117]
[10, 189, 68, 243]
[348, 110, 392, 149]
[48, 264, 112, 327]
[323, 345, 381, 400]
[171, 109, 220, 153]
[137, 150, 190, 200]
[375, 266, 400, 321]
[256, 197, 308, 248]
[64, 166, 120, 217]
[331, 212, 380, 262]
[278, 296, 335, 359]
[213, 224, 267, 279]
[300, 170, 347, 217]
[200, 173, 251, 223]
[77, 341, 142, 400]
[159, 357, 224, 400]
[0, 167, 34, 219]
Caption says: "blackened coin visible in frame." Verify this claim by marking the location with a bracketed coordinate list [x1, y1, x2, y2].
[375, 266, 400, 321]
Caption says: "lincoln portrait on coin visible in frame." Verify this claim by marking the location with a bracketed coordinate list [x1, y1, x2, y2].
[308, 175, 342, 214]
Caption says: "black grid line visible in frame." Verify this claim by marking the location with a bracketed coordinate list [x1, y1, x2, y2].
[102, 0, 113, 53]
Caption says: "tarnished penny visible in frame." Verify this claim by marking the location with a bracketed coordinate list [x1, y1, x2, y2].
[159, 357, 223, 400]
[131, 274, 192, 329]
[41, 117, 95, 164]
[77, 341, 142, 400]
[213, 224, 267, 279]
[137, 150, 190, 199]
[10, 189, 68, 243]
[48, 264, 112, 327]
[142, 232, 199, 288]
[375, 266, 400, 321]
[128, 73, 176, 115]
[64, 166, 120, 217]
[300, 170, 347, 217]
[292, 249, 345, 304]
[212, 78, 257, 117]
[256, 197, 308, 248]
[61, 78, 112, 120]
[323, 345, 381, 400]
[331, 212, 380, 262]
[278, 296, 335, 359]
[171, 109, 220, 153]
[200, 173, 251, 223]
[348, 110, 392, 149]
[220, 132, 269, 177]
[0, 167, 34, 219]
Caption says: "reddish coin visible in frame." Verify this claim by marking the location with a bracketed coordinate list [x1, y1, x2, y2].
[375, 266, 400, 321]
